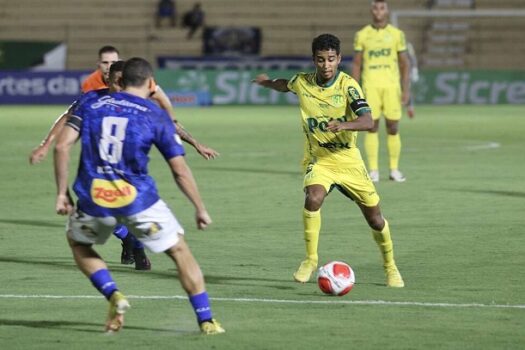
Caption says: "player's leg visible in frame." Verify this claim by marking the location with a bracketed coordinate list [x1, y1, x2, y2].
[165, 237, 225, 334]
[294, 164, 331, 282]
[384, 87, 405, 182]
[363, 86, 382, 182]
[358, 204, 404, 287]
[67, 213, 130, 332]
[335, 164, 404, 287]
[113, 224, 151, 270]
[127, 199, 224, 334]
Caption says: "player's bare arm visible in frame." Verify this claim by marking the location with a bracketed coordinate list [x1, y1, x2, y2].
[252, 74, 290, 92]
[152, 86, 219, 160]
[175, 122, 220, 160]
[398, 51, 411, 106]
[53, 125, 79, 215]
[351, 51, 363, 83]
[327, 112, 374, 132]
[168, 156, 212, 230]
[29, 107, 73, 164]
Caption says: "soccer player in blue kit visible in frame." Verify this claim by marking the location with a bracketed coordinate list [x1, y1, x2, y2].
[53, 57, 225, 334]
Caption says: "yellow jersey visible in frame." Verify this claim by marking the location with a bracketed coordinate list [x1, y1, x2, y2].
[287, 71, 370, 167]
[354, 24, 407, 87]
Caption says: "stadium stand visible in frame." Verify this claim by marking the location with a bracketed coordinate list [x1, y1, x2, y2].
[0, 0, 522, 69]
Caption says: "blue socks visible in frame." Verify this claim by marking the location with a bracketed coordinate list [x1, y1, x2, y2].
[189, 292, 213, 323]
[113, 224, 144, 249]
[113, 224, 128, 239]
[90, 269, 118, 300]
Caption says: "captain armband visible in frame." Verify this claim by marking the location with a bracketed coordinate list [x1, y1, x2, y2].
[350, 99, 371, 116]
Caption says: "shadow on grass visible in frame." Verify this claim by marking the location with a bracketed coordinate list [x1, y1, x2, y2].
[192, 165, 300, 177]
[454, 189, 525, 198]
[0, 256, 296, 289]
[0, 318, 194, 334]
[0, 219, 64, 228]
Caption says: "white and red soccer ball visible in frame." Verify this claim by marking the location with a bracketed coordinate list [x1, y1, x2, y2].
[317, 261, 355, 296]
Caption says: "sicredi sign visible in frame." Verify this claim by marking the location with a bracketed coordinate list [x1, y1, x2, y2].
[155, 69, 525, 105]
[414, 71, 525, 104]
[1, 69, 523, 105]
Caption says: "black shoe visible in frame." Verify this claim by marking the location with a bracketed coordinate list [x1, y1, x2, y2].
[133, 248, 151, 271]
[121, 235, 135, 265]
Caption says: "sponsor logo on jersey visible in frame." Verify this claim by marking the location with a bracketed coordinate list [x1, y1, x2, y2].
[91, 95, 149, 112]
[91, 179, 137, 208]
[318, 141, 351, 149]
[331, 94, 344, 106]
[368, 48, 391, 58]
[307, 116, 347, 133]
[347, 87, 361, 100]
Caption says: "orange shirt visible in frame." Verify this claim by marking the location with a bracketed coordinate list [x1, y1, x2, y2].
[81, 70, 106, 93]
[81, 69, 158, 94]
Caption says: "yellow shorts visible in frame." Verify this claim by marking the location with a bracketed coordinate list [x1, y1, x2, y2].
[363, 85, 402, 121]
[303, 162, 380, 207]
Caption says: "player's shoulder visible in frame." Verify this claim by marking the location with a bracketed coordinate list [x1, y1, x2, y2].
[292, 72, 312, 80]
[338, 71, 359, 86]
[289, 72, 315, 87]
[387, 24, 405, 35]
[75, 89, 108, 110]
[357, 24, 373, 34]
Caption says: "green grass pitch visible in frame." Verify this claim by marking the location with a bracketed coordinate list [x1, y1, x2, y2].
[0, 104, 524, 349]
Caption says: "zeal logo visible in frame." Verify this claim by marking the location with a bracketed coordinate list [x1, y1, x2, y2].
[91, 179, 137, 208]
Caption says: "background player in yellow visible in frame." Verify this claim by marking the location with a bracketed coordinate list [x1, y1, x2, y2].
[253, 34, 404, 288]
[352, 0, 411, 182]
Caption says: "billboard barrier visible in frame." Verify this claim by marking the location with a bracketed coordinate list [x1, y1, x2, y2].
[1, 69, 523, 105]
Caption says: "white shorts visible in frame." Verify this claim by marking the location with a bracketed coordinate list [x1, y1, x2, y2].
[67, 200, 184, 253]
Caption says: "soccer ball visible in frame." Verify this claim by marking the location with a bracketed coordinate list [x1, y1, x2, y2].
[317, 261, 355, 296]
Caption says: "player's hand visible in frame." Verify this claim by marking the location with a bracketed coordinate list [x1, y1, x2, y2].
[195, 143, 220, 160]
[29, 144, 49, 165]
[252, 73, 270, 85]
[56, 194, 74, 215]
[327, 120, 347, 132]
[195, 209, 212, 230]
[406, 105, 415, 119]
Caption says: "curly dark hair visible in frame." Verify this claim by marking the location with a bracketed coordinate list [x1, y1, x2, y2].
[311, 34, 341, 55]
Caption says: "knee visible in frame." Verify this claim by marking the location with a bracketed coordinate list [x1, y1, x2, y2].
[305, 192, 324, 211]
[386, 122, 399, 135]
[367, 215, 385, 231]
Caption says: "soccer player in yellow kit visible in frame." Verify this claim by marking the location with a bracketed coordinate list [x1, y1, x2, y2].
[253, 34, 404, 288]
[352, 0, 411, 183]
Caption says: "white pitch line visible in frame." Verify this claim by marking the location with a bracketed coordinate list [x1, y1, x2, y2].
[0, 294, 524, 310]
[465, 142, 501, 151]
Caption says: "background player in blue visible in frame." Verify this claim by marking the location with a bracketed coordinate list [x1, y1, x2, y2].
[53, 57, 225, 334]
[74, 61, 152, 270]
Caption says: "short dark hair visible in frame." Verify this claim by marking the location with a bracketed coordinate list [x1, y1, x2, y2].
[109, 60, 125, 80]
[98, 45, 119, 57]
[121, 57, 153, 88]
[311, 34, 341, 55]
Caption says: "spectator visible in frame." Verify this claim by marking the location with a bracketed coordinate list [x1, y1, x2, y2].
[183, 3, 205, 39]
[156, 0, 176, 28]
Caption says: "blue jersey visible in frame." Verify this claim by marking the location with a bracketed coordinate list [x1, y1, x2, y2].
[67, 91, 185, 217]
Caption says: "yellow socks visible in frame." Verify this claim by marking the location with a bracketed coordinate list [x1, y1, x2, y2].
[302, 208, 321, 265]
[387, 133, 401, 171]
[371, 219, 395, 267]
[364, 132, 379, 171]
